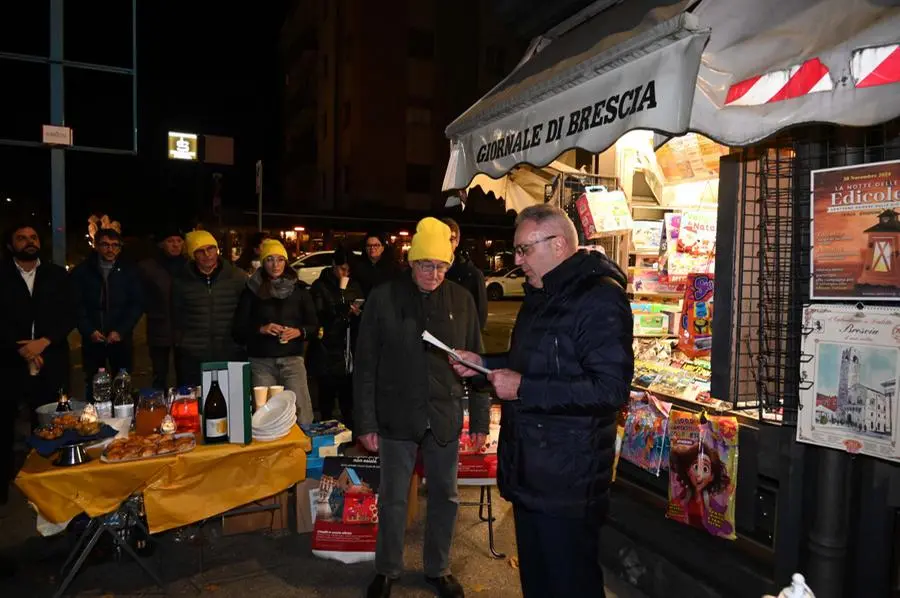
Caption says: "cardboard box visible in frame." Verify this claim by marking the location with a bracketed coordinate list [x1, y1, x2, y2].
[222, 490, 290, 535]
[295, 478, 320, 534]
[201, 362, 252, 445]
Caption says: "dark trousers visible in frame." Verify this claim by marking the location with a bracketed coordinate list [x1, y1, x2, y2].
[513, 506, 606, 598]
[148, 345, 184, 390]
[317, 375, 353, 425]
[82, 340, 133, 401]
[377, 432, 460, 578]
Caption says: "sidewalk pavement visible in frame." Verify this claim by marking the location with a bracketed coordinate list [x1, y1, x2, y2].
[0, 481, 646, 597]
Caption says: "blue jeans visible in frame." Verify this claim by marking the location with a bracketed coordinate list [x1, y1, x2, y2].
[249, 356, 313, 424]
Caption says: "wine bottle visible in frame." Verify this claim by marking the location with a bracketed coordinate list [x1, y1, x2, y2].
[203, 371, 229, 444]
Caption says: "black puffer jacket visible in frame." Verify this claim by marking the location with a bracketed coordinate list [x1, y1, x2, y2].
[446, 251, 488, 330]
[308, 268, 364, 377]
[232, 270, 319, 358]
[483, 251, 633, 519]
[172, 260, 247, 362]
[70, 253, 143, 340]
[138, 252, 187, 347]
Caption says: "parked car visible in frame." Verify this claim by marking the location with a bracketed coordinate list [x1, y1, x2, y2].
[290, 250, 361, 286]
[485, 266, 525, 300]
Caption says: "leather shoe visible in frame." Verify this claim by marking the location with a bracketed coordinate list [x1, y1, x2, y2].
[425, 574, 464, 598]
[366, 574, 394, 598]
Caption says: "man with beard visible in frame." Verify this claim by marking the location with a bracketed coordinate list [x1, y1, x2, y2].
[0, 222, 75, 503]
[138, 225, 188, 388]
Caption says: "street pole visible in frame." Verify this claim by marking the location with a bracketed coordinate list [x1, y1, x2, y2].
[50, 0, 66, 267]
[256, 159, 263, 231]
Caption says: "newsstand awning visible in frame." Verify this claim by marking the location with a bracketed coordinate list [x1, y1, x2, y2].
[442, 0, 900, 191]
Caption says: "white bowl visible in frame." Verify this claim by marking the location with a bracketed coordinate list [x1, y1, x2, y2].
[252, 393, 295, 429]
[253, 425, 294, 441]
[36, 401, 87, 426]
[253, 405, 296, 433]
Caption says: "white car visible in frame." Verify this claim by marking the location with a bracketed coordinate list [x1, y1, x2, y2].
[290, 250, 361, 286]
[485, 266, 526, 300]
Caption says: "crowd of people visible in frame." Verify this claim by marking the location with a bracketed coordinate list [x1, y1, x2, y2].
[1, 207, 633, 598]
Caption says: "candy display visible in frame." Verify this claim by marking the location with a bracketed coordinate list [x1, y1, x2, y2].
[666, 410, 738, 539]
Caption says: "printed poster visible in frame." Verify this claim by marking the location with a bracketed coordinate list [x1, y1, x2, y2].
[798, 305, 900, 462]
[311, 456, 380, 563]
[811, 160, 900, 300]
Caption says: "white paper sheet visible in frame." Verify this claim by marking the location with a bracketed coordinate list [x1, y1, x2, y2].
[422, 330, 493, 376]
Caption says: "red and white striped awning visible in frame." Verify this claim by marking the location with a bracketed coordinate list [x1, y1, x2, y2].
[442, 0, 900, 191]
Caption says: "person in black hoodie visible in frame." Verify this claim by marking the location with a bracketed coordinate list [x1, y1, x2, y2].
[233, 239, 319, 424]
[308, 248, 364, 425]
[452, 204, 633, 598]
[71, 228, 143, 400]
[138, 225, 187, 388]
[442, 218, 488, 330]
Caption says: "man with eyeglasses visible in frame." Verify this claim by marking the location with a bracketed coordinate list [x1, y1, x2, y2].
[172, 230, 248, 385]
[451, 204, 633, 598]
[71, 227, 144, 401]
[355, 217, 486, 598]
[354, 231, 398, 298]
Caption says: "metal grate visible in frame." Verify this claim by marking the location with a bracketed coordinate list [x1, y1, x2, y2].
[731, 120, 900, 425]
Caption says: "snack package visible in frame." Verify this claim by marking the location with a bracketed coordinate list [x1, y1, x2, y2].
[620, 395, 673, 476]
[677, 273, 714, 358]
[666, 410, 738, 540]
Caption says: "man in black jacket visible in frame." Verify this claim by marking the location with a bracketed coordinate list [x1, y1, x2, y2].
[138, 225, 187, 388]
[354, 232, 398, 298]
[0, 222, 75, 502]
[71, 228, 143, 400]
[453, 205, 633, 598]
[441, 218, 487, 330]
[355, 218, 486, 598]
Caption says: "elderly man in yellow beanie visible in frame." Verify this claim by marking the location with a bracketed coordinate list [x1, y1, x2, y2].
[354, 217, 486, 598]
[172, 230, 248, 385]
[233, 239, 318, 424]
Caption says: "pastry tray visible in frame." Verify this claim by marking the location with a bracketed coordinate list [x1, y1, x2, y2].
[101, 432, 197, 463]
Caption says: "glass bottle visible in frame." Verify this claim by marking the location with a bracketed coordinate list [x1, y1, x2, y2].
[203, 372, 229, 444]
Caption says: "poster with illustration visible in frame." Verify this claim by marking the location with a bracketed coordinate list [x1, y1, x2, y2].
[666, 410, 738, 540]
[798, 305, 900, 462]
[312, 455, 380, 563]
[621, 395, 673, 476]
[811, 160, 900, 300]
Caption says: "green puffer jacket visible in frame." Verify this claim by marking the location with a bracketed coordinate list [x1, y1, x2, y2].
[172, 260, 248, 362]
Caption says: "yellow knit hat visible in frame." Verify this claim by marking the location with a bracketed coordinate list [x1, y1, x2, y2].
[185, 230, 218, 259]
[260, 239, 288, 262]
[407, 217, 453, 265]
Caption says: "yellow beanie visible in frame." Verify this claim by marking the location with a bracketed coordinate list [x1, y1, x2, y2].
[407, 217, 453, 265]
[185, 230, 218, 259]
[260, 239, 288, 262]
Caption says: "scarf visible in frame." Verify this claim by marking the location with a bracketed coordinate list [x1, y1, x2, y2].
[248, 269, 296, 300]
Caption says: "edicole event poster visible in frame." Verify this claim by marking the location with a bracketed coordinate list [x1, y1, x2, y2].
[811, 159, 900, 300]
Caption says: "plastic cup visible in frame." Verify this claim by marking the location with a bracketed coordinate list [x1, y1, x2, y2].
[268, 385, 284, 399]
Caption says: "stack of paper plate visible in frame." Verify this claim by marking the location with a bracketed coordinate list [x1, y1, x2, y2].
[252, 391, 297, 441]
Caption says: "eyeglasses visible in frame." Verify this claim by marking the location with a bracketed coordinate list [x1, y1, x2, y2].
[366, 243, 383, 249]
[414, 261, 450, 274]
[513, 235, 558, 257]
[98, 242, 122, 250]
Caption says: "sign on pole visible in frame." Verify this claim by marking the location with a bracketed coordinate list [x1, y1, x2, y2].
[42, 125, 73, 146]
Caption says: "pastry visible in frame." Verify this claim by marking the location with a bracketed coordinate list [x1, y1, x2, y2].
[35, 425, 64, 440]
[76, 421, 101, 437]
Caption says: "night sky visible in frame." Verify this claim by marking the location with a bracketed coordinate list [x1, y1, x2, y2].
[0, 1, 285, 238]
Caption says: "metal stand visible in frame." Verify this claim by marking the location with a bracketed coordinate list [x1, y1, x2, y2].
[55, 506, 167, 598]
[459, 484, 505, 559]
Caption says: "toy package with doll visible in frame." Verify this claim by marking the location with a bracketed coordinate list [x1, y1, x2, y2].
[677, 273, 714, 358]
[620, 394, 673, 476]
[666, 409, 738, 540]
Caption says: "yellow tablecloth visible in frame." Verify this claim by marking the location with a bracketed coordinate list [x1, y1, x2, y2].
[16, 427, 311, 534]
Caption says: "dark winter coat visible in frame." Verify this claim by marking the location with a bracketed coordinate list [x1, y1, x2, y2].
[0, 258, 75, 397]
[483, 250, 633, 519]
[172, 260, 247, 362]
[70, 253, 144, 340]
[232, 270, 319, 359]
[354, 273, 487, 445]
[446, 251, 488, 330]
[138, 252, 187, 347]
[353, 254, 398, 298]
[308, 268, 364, 377]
